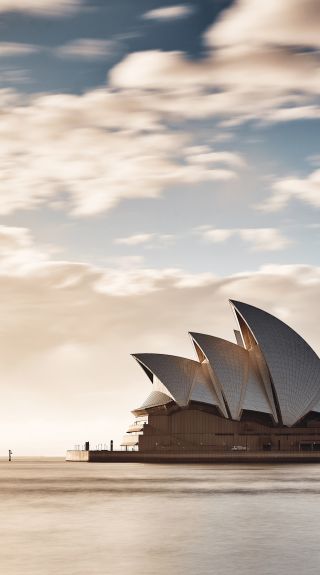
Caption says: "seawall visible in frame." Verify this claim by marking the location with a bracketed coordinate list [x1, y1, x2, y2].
[66, 450, 320, 463]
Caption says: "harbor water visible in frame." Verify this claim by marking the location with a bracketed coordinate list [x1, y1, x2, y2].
[1, 459, 320, 575]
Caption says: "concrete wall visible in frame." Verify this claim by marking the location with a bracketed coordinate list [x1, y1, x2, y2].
[66, 450, 90, 462]
[138, 408, 320, 452]
[66, 450, 320, 463]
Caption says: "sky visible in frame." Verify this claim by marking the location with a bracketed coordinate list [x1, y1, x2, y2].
[0, 0, 319, 455]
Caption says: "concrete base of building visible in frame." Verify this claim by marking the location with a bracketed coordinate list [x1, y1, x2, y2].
[66, 449, 320, 464]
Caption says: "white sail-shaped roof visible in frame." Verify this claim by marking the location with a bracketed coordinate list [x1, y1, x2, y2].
[190, 333, 246, 419]
[132, 353, 218, 407]
[190, 333, 275, 420]
[230, 300, 320, 426]
[189, 361, 220, 406]
[242, 355, 275, 416]
[136, 390, 173, 411]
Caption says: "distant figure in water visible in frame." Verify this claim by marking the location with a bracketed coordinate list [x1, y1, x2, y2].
[8, 449, 12, 462]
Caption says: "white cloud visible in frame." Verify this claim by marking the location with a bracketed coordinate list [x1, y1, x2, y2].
[122, 47, 254, 95]
[200, 228, 234, 243]
[0, 42, 38, 56]
[263, 106, 320, 123]
[0, 0, 82, 15]
[238, 228, 291, 251]
[110, 50, 204, 91]
[0, 225, 52, 274]
[262, 169, 320, 211]
[115, 234, 155, 246]
[206, 0, 320, 49]
[55, 39, 119, 60]
[185, 146, 246, 168]
[200, 227, 291, 251]
[110, 0, 320, 127]
[110, 48, 320, 128]
[142, 5, 193, 21]
[114, 233, 175, 247]
[0, 225, 32, 250]
[0, 90, 242, 216]
[0, 226, 318, 454]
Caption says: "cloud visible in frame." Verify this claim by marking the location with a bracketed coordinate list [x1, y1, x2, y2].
[0, 90, 242, 216]
[110, 48, 320, 129]
[0, 0, 82, 16]
[206, 0, 320, 49]
[263, 106, 320, 123]
[0, 225, 32, 250]
[238, 228, 292, 251]
[142, 5, 194, 21]
[0, 226, 318, 454]
[262, 169, 320, 211]
[0, 225, 53, 274]
[55, 39, 119, 60]
[110, 50, 204, 91]
[110, 0, 320, 126]
[0, 70, 30, 85]
[112, 47, 320, 96]
[114, 233, 175, 247]
[199, 227, 291, 251]
[185, 146, 246, 168]
[115, 233, 155, 246]
[0, 42, 38, 56]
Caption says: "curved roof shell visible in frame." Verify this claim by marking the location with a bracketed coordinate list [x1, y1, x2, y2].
[132, 353, 219, 408]
[230, 300, 320, 426]
[190, 333, 275, 420]
[189, 361, 220, 406]
[190, 333, 246, 419]
[243, 353, 276, 417]
[136, 390, 173, 412]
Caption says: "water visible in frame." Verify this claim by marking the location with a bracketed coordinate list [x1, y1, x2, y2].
[1, 460, 320, 575]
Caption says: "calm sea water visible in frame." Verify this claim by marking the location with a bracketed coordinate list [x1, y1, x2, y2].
[1, 460, 320, 575]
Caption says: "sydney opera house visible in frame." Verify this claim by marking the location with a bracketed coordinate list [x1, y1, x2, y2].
[122, 300, 320, 454]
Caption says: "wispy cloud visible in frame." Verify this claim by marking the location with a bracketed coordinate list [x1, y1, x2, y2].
[142, 4, 194, 21]
[261, 169, 320, 212]
[185, 146, 246, 168]
[0, 0, 82, 16]
[0, 43, 38, 57]
[198, 227, 292, 251]
[0, 70, 31, 85]
[206, 0, 320, 49]
[55, 39, 119, 60]
[0, 90, 243, 217]
[115, 234, 155, 246]
[0, 225, 52, 274]
[114, 233, 175, 247]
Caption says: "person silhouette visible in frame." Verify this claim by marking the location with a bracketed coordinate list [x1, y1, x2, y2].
[8, 450, 12, 462]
